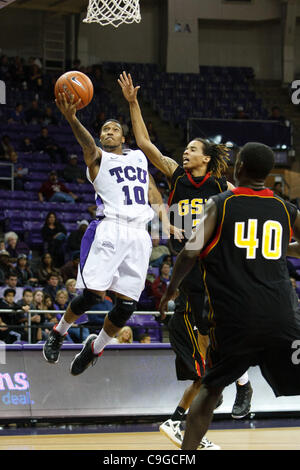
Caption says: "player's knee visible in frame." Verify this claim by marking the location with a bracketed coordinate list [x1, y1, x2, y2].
[70, 289, 102, 316]
[107, 298, 137, 328]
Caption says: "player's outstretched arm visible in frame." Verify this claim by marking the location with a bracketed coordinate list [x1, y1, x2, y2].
[287, 210, 300, 258]
[118, 72, 178, 180]
[55, 92, 101, 179]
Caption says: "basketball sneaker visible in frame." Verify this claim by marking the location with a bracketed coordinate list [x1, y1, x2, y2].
[70, 334, 101, 376]
[43, 327, 66, 364]
[159, 419, 183, 448]
[232, 381, 253, 419]
[198, 436, 221, 450]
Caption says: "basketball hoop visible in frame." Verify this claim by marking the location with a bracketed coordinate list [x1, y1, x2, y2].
[83, 0, 141, 28]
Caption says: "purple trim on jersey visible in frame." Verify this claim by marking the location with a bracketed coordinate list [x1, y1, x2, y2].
[95, 194, 104, 217]
[79, 217, 104, 288]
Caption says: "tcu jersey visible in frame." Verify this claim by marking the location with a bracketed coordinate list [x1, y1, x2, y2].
[87, 148, 154, 225]
[200, 187, 299, 354]
[168, 166, 228, 253]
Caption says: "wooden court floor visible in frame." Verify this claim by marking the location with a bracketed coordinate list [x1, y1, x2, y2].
[0, 427, 300, 450]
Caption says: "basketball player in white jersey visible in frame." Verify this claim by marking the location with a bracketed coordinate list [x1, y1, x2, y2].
[43, 93, 171, 375]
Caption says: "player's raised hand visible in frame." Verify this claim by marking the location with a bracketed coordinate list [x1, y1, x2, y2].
[118, 71, 140, 103]
[55, 92, 81, 121]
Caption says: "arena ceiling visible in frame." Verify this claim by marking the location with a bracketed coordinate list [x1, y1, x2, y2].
[5, 0, 154, 14]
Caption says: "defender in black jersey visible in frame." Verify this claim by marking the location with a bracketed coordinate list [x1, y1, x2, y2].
[160, 142, 300, 449]
[119, 72, 251, 449]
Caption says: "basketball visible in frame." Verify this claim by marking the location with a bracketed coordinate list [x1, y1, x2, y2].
[54, 70, 94, 110]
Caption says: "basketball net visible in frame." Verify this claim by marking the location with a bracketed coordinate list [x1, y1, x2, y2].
[83, 0, 141, 28]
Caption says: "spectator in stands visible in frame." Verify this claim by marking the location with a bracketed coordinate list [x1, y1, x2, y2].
[60, 252, 80, 283]
[32, 289, 47, 311]
[87, 291, 113, 333]
[38, 170, 79, 203]
[269, 106, 287, 125]
[9, 151, 29, 190]
[42, 106, 58, 126]
[35, 127, 68, 163]
[272, 181, 290, 201]
[0, 272, 23, 302]
[28, 63, 43, 92]
[0, 135, 15, 159]
[139, 333, 151, 344]
[111, 326, 133, 344]
[67, 220, 89, 254]
[43, 272, 61, 303]
[157, 181, 169, 204]
[151, 262, 174, 310]
[65, 278, 77, 302]
[24, 99, 43, 125]
[233, 106, 249, 120]
[17, 288, 42, 343]
[0, 250, 14, 285]
[4, 231, 30, 262]
[62, 154, 86, 184]
[20, 136, 36, 153]
[54, 289, 69, 311]
[149, 234, 171, 268]
[0, 55, 11, 81]
[15, 254, 38, 287]
[8, 103, 26, 125]
[36, 252, 62, 286]
[0, 288, 28, 343]
[41, 212, 67, 267]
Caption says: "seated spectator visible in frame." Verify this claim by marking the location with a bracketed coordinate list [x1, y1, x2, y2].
[0, 250, 14, 285]
[15, 254, 38, 287]
[4, 231, 30, 262]
[65, 278, 77, 302]
[35, 127, 67, 163]
[269, 105, 287, 125]
[60, 252, 80, 283]
[41, 212, 67, 267]
[139, 333, 151, 344]
[0, 288, 28, 343]
[233, 106, 249, 120]
[32, 289, 47, 340]
[151, 262, 174, 310]
[0, 134, 15, 159]
[0, 272, 23, 302]
[17, 288, 42, 343]
[54, 289, 89, 343]
[8, 103, 26, 125]
[111, 326, 133, 344]
[43, 272, 61, 303]
[149, 234, 171, 268]
[38, 170, 79, 204]
[9, 151, 29, 190]
[28, 63, 43, 92]
[87, 291, 113, 332]
[36, 252, 62, 286]
[24, 99, 43, 125]
[63, 154, 86, 184]
[67, 220, 89, 254]
[272, 181, 289, 201]
[42, 106, 58, 126]
[20, 136, 36, 153]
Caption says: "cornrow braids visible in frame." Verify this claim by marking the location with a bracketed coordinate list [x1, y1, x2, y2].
[194, 138, 230, 179]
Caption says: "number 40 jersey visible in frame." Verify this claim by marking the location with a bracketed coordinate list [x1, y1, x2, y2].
[87, 149, 154, 225]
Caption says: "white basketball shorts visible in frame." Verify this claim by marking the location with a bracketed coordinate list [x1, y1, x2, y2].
[76, 217, 152, 301]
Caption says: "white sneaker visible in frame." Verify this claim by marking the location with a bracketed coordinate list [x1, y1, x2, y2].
[159, 419, 183, 448]
[198, 436, 221, 450]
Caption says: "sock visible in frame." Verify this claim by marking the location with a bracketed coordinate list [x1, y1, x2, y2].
[171, 406, 186, 422]
[92, 328, 114, 355]
[55, 318, 72, 336]
[237, 372, 249, 386]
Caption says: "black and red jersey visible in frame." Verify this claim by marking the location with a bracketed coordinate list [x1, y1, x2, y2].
[200, 187, 299, 354]
[168, 165, 228, 254]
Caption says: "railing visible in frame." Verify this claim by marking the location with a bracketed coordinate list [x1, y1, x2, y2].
[0, 162, 14, 190]
[0, 309, 173, 344]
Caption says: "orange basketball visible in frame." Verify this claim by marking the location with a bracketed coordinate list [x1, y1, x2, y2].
[54, 70, 94, 110]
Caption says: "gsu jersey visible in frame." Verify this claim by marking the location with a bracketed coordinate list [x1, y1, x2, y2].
[87, 149, 154, 225]
[200, 187, 299, 355]
[168, 166, 228, 254]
